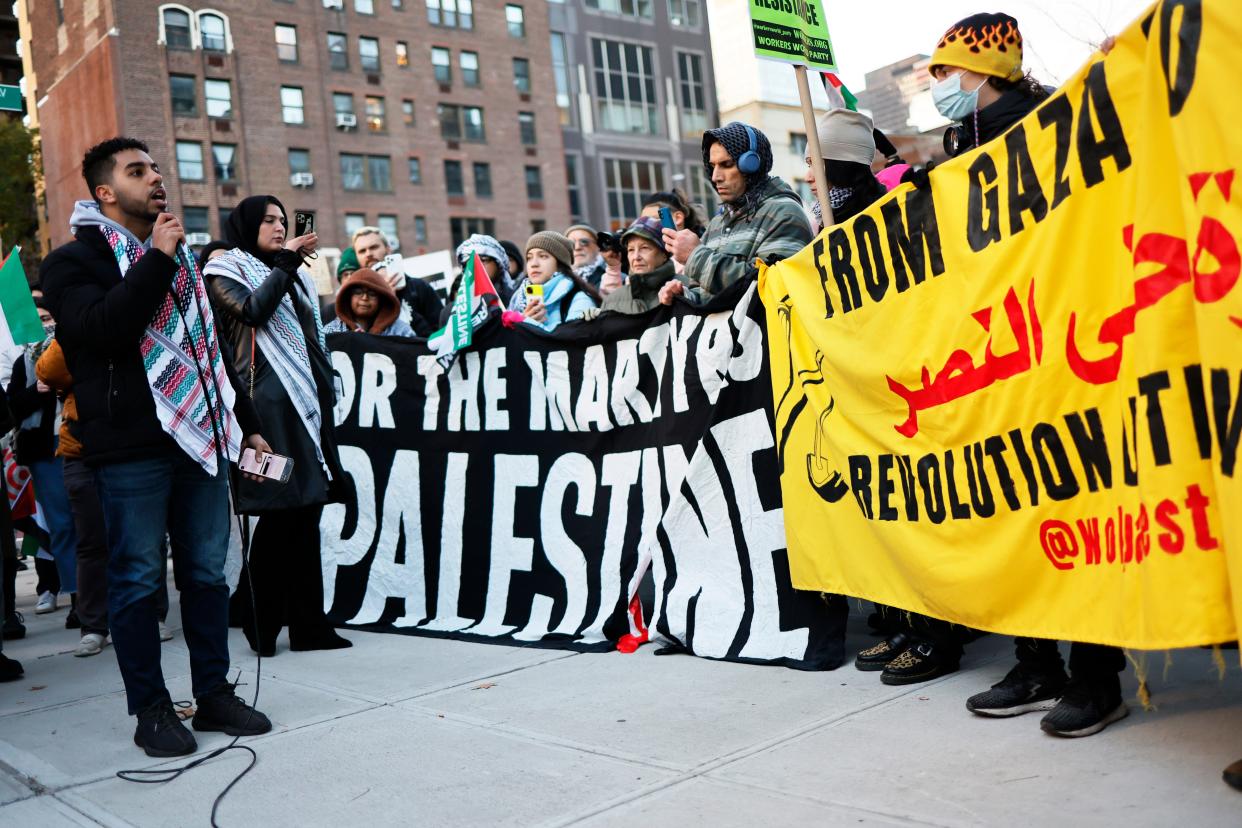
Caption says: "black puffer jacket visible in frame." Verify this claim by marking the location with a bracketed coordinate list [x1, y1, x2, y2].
[6, 356, 56, 465]
[207, 263, 346, 515]
[39, 226, 262, 466]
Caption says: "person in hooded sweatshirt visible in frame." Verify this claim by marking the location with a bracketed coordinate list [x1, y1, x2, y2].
[324, 268, 415, 337]
[660, 122, 812, 305]
[203, 195, 351, 657]
[510, 231, 600, 331]
[39, 137, 272, 757]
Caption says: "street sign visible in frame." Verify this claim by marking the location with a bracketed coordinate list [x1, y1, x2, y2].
[0, 85, 22, 113]
[748, 0, 836, 73]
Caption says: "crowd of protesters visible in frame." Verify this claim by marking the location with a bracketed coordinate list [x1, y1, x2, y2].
[0, 9, 1236, 794]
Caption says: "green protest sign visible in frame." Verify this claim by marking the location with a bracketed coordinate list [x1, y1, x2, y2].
[748, 0, 836, 73]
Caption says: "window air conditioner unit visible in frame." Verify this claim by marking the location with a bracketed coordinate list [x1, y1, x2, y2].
[335, 113, 357, 129]
[186, 233, 212, 246]
[323, 0, 344, 9]
[290, 172, 315, 187]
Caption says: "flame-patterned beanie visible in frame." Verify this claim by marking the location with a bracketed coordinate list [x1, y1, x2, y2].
[930, 13, 1024, 82]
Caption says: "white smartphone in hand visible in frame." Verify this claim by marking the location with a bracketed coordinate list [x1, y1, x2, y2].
[238, 448, 294, 483]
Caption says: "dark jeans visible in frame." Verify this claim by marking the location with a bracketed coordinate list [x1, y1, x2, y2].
[234, 504, 332, 647]
[95, 449, 232, 714]
[1015, 637, 1126, 678]
[29, 456, 77, 594]
[63, 458, 110, 636]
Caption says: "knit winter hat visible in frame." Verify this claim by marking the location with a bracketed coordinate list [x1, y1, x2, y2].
[816, 109, 877, 166]
[455, 233, 510, 275]
[337, 246, 360, 277]
[620, 217, 667, 255]
[525, 230, 575, 274]
[701, 121, 773, 181]
[565, 223, 598, 238]
[930, 13, 1024, 81]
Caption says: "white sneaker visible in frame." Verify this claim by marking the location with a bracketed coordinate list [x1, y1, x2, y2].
[35, 591, 57, 614]
[159, 622, 173, 642]
[75, 633, 107, 657]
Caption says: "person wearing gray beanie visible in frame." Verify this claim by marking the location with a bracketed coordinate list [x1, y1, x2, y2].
[512, 231, 601, 332]
[804, 109, 886, 232]
[660, 121, 812, 304]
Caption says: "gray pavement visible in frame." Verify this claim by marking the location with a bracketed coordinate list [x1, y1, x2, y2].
[1, 564, 1240, 827]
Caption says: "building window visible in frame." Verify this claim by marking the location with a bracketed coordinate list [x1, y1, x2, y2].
[450, 217, 494, 250]
[443, 160, 463, 196]
[685, 162, 716, 217]
[402, 99, 415, 126]
[550, 32, 573, 126]
[205, 79, 233, 119]
[427, 0, 473, 30]
[592, 39, 658, 134]
[170, 74, 197, 117]
[565, 156, 582, 221]
[460, 51, 479, 87]
[183, 207, 210, 237]
[161, 8, 192, 50]
[281, 86, 305, 124]
[345, 213, 367, 239]
[365, 96, 386, 131]
[789, 132, 807, 158]
[414, 215, 428, 245]
[666, 0, 699, 26]
[327, 32, 348, 70]
[438, 104, 485, 142]
[378, 215, 400, 249]
[175, 141, 204, 181]
[333, 92, 355, 117]
[407, 157, 422, 184]
[341, 154, 365, 191]
[396, 41, 410, 68]
[275, 24, 298, 62]
[505, 5, 525, 38]
[512, 58, 531, 93]
[676, 51, 707, 135]
[518, 111, 536, 145]
[355, 0, 375, 13]
[359, 37, 380, 72]
[212, 144, 237, 182]
[473, 162, 492, 198]
[432, 47, 451, 84]
[288, 148, 311, 175]
[524, 165, 543, 201]
[604, 158, 664, 230]
[393, 0, 405, 8]
[369, 156, 392, 191]
[199, 13, 228, 51]
[585, 0, 652, 18]
[342, 155, 390, 191]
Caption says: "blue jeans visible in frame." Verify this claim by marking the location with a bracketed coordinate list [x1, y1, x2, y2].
[28, 457, 77, 594]
[95, 448, 232, 714]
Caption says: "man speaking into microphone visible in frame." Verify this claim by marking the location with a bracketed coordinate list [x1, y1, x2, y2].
[41, 138, 273, 757]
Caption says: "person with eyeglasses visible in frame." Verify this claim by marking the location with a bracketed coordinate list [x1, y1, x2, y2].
[324, 268, 416, 338]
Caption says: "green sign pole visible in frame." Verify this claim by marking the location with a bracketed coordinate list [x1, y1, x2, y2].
[748, 0, 837, 225]
[0, 85, 22, 113]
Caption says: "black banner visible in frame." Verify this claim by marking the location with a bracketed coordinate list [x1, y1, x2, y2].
[322, 280, 840, 669]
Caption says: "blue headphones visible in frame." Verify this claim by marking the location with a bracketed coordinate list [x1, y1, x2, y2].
[737, 124, 761, 175]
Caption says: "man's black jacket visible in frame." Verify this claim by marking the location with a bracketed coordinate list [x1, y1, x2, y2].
[40, 224, 261, 466]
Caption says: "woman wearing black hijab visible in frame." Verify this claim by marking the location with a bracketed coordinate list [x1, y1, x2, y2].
[203, 196, 350, 656]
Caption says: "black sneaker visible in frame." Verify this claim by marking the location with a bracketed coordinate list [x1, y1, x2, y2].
[193, 688, 273, 737]
[1040, 674, 1129, 737]
[65, 609, 81, 630]
[854, 633, 910, 672]
[2, 612, 25, 641]
[966, 662, 1067, 717]
[134, 700, 198, 757]
[0, 653, 22, 682]
[880, 641, 960, 685]
[1225, 759, 1242, 792]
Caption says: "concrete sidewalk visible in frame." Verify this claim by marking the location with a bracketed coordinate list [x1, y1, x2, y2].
[1, 566, 1239, 827]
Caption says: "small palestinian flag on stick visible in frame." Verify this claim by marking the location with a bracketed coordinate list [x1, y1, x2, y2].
[428, 252, 502, 369]
[822, 72, 858, 111]
[0, 248, 44, 349]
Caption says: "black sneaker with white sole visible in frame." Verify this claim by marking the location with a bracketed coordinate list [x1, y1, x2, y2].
[966, 662, 1067, 717]
[1040, 674, 1128, 737]
[134, 700, 197, 757]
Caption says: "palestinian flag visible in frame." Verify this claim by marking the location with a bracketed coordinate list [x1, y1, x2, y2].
[822, 72, 858, 111]
[0, 248, 44, 349]
[428, 252, 501, 369]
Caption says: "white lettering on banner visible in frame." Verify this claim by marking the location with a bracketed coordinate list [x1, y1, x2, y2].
[417, 355, 443, 430]
[638, 323, 670, 420]
[525, 351, 577, 431]
[475, 454, 540, 636]
[668, 316, 699, 413]
[359, 352, 397, 429]
[447, 351, 482, 431]
[349, 449, 426, 626]
[320, 445, 378, 610]
[331, 351, 357, 427]
[729, 299, 764, 383]
[581, 451, 641, 640]
[483, 349, 509, 430]
[575, 345, 612, 432]
[540, 453, 595, 635]
[697, 313, 732, 405]
[610, 339, 649, 426]
[421, 452, 474, 631]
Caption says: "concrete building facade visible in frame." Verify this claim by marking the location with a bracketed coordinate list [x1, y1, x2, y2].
[547, 0, 720, 231]
[24, 0, 571, 254]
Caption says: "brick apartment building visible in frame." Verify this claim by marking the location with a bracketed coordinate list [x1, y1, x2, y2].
[24, 0, 571, 254]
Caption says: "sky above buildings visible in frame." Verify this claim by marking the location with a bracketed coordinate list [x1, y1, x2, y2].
[826, 0, 1154, 92]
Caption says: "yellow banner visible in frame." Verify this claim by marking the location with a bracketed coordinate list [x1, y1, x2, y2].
[759, 0, 1241, 649]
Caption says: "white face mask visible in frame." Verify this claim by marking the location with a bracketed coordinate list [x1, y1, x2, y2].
[932, 72, 988, 121]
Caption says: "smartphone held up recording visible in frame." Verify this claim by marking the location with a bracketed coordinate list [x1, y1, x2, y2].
[239, 448, 294, 483]
[658, 207, 676, 230]
[294, 210, 315, 238]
